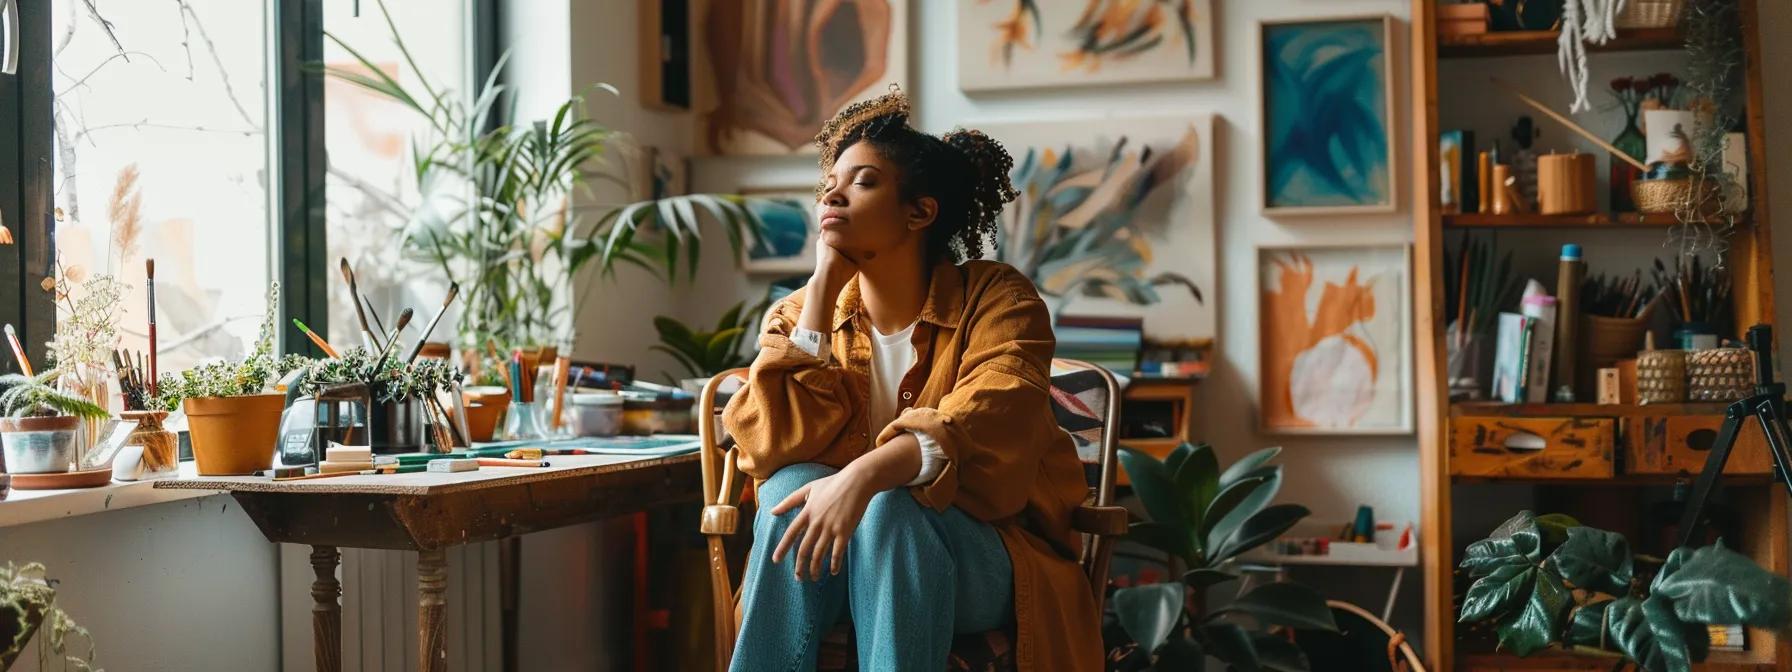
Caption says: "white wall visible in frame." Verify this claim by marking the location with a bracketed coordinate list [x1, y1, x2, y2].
[2, 496, 280, 672]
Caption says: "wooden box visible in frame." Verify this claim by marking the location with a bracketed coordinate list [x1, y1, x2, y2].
[1450, 417, 1615, 479]
[1438, 3, 1490, 37]
[1626, 415, 1775, 476]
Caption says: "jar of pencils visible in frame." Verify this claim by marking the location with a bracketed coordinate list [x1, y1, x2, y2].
[500, 401, 548, 441]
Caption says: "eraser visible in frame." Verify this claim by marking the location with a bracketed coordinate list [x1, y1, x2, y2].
[427, 458, 480, 473]
[326, 445, 373, 462]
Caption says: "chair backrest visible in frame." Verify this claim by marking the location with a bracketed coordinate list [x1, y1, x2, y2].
[695, 359, 1125, 668]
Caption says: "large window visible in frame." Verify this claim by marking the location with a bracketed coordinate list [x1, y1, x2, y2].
[49, 0, 275, 371]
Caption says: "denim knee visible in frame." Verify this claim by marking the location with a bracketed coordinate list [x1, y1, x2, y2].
[758, 463, 840, 514]
[852, 489, 934, 547]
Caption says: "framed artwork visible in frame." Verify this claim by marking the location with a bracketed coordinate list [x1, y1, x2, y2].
[980, 116, 1215, 343]
[626, 145, 690, 202]
[1259, 15, 1397, 215]
[739, 188, 817, 274]
[639, 0, 692, 111]
[691, 0, 908, 156]
[1257, 244, 1411, 434]
[1438, 130, 1472, 214]
[957, 0, 1216, 92]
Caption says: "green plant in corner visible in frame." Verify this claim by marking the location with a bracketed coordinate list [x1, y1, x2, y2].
[0, 562, 99, 672]
[1110, 443, 1337, 670]
[652, 300, 764, 382]
[1457, 510, 1792, 671]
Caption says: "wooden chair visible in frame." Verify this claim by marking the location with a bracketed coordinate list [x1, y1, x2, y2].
[697, 359, 1131, 671]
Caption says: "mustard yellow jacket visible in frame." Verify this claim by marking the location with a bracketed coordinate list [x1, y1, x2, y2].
[722, 259, 1101, 671]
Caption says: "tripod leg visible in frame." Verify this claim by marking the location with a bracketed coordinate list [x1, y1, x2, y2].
[1678, 408, 1747, 548]
[1752, 397, 1792, 505]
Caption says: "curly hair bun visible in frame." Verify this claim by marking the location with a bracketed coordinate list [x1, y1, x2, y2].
[941, 128, 1019, 233]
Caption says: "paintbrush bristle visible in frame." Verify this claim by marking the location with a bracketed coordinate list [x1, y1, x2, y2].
[444, 282, 459, 303]
[340, 257, 352, 279]
[145, 258, 154, 279]
[395, 308, 414, 328]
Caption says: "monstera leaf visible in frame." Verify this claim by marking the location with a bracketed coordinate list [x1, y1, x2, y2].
[1460, 511, 1546, 576]
[1651, 543, 1792, 629]
[1546, 526, 1634, 596]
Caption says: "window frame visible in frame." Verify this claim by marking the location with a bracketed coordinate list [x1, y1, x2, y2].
[1, 0, 53, 374]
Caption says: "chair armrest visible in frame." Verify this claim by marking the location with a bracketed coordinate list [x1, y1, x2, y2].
[1071, 505, 1129, 537]
[701, 505, 740, 535]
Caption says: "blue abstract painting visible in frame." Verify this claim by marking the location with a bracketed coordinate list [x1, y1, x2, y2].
[742, 193, 816, 273]
[1262, 17, 1393, 212]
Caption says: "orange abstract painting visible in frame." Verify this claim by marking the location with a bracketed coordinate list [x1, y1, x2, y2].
[1259, 246, 1411, 433]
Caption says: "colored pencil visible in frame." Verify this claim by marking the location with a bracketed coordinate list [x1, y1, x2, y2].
[292, 318, 340, 358]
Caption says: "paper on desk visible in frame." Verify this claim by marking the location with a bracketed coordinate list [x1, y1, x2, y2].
[470, 435, 702, 457]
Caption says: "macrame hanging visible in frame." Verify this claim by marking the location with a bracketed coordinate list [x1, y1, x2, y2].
[1558, 0, 1627, 112]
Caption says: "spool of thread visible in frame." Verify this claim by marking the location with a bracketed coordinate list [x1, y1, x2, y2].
[1489, 165, 1514, 214]
[1537, 153, 1597, 215]
[1477, 151, 1493, 213]
[1553, 244, 1586, 402]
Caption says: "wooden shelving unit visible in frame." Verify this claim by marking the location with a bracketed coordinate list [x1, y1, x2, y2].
[1442, 212, 1736, 228]
[1413, 2, 1782, 670]
[1438, 27, 1681, 58]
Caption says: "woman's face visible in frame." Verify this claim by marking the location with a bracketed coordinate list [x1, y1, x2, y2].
[815, 142, 935, 262]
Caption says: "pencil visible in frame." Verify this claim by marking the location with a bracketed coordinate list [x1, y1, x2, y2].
[292, 318, 340, 358]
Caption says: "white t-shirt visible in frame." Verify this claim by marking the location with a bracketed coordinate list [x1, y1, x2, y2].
[791, 322, 945, 486]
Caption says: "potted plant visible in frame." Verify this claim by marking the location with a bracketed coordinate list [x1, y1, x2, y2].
[42, 265, 128, 451]
[0, 374, 110, 474]
[152, 283, 309, 475]
[298, 348, 465, 454]
[1109, 443, 1338, 670]
[0, 563, 98, 672]
[318, 0, 765, 365]
[652, 300, 763, 393]
[1457, 510, 1791, 671]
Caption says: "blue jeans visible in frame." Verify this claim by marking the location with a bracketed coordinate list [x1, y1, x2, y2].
[730, 463, 1014, 672]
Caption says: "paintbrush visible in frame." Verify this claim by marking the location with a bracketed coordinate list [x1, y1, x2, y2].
[340, 258, 380, 350]
[292, 318, 340, 358]
[367, 308, 414, 378]
[363, 295, 387, 339]
[406, 282, 459, 364]
[146, 258, 157, 396]
[4, 324, 32, 376]
[550, 355, 571, 430]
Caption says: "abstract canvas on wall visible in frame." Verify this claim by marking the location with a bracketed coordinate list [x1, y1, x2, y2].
[1259, 15, 1396, 214]
[958, 0, 1215, 92]
[981, 116, 1215, 343]
[1257, 244, 1411, 434]
[691, 0, 908, 156]
[739, 188, 817, 274]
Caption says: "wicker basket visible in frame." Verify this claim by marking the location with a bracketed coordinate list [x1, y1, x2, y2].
[1687, 347, 1753, 402]
[1616, 0, 1685, 29]
[1632, 178, 1694, 214]
[1637, 349, 1687, 404]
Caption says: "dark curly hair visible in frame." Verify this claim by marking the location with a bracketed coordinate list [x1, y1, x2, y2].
[814, 85, 1018, 263]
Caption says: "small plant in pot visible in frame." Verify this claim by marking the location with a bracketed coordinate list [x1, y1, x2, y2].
[1109, 443, 1338, 670]
[0, 373, 110, 475]
[151, 284, 309, 475]
[299, 348, 465, 454]
[652, 300, 763, 392]
[0, 562, 98, 672]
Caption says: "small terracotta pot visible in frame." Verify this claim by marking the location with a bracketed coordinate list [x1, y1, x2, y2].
[464, 401, 504, 443]
[184, 394, 286, 475]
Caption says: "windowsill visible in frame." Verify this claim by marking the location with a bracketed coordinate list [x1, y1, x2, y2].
[0, 462, 220, 530]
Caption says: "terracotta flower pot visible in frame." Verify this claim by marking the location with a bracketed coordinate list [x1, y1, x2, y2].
[463, 401, 505, 443]
[183, 394, 286, 475]
[0, 415, 82, 474]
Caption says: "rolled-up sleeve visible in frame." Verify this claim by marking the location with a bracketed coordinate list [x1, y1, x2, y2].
[875, 275, 1058, 521]
[722, 298, 856, 480]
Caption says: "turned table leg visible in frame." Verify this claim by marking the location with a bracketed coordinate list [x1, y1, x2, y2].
[418, 548, 448, 672]
[309, 545, 342, 672]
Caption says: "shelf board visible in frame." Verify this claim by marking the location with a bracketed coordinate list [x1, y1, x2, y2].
[1456, 649, 1770, 670]
[1439, 27, 1682, 58]
[1451, 473, 1779, 486]
[1452, 401, 1734, 418]
[1442, 212, 1723, 229]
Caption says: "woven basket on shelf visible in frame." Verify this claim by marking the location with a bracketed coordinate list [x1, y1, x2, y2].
[1687, 347, 1753, 402]
[1637, 349, 1687, 404]
[1616, 0, 1685, 29]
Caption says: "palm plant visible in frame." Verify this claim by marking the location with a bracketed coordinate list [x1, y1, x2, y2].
[1458, 511, 1791, 671]
[652, 300, 763, 381]
[319, 0, 763, 352]
[1110, 443, 1336, 670]
[0, 374, 108, 420]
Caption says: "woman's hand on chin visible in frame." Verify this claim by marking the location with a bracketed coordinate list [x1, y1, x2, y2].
[769, 467, 876, 581]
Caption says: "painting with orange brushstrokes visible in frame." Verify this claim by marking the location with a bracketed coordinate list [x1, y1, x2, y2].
[959, 0, 1215, 92]
[1258, 245, 1412, 434]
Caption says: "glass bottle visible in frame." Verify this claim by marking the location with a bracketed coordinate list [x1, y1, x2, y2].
[1611, 101, 1647, 212]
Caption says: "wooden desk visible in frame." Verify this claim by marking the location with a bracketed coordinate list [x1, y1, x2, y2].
[156, 452, 701, 672]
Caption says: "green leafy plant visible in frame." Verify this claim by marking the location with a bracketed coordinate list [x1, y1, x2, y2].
[0, 374, 109, 420]
[1110, 443, 1337, 670]
[0, 562, 99, 672]
[318, 0, 763, 351]
[652, 300, 763, 381]
[150, 283, 309, 411]
[299, 347, 464, 404]
[1457, 510, 1792, 670]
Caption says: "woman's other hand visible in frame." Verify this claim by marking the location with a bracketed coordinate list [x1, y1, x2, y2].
[770, 468, 875, 581]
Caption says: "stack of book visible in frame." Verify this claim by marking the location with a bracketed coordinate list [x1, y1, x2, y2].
[1054, 315, 1144, 375]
